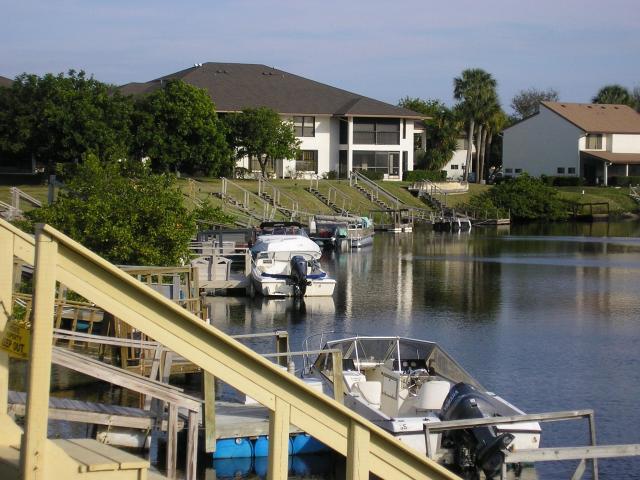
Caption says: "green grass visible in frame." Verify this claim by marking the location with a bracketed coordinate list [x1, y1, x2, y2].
[557, 186, 638, 214]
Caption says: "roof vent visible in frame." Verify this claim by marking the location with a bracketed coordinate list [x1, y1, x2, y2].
[560, 104, 566, 107]
[193, 63, 202, 68]
[600, 106, 606, 109]
[587, 105, 592, 109]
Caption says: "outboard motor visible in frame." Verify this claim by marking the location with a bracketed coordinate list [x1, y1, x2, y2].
[440, 383, 514, 479]
[289, 255, 309, 297]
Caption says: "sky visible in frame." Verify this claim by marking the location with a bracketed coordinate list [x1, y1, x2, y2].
[1, 0, 639, 113]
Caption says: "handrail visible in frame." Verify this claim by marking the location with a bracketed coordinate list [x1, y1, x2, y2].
[349, 170, 402, 209]
[0, 218, 458, 480]
[220, 177, 277, 221]
[258, 175, 300, 214]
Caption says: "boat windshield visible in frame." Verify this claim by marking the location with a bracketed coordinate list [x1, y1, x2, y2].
[314, 336, 482, 389]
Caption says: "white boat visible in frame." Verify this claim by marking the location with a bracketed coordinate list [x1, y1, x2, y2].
[303, 335, 540, 478]
[251, 233, 336, 297]
[310, 215, 374, 249]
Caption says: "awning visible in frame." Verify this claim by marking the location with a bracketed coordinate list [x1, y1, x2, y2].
[581, 151, 640, 165]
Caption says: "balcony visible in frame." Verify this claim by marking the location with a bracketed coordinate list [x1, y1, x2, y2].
[353, 131, 400, 145]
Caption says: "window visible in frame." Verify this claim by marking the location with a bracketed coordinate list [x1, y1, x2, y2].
[585, 134, 602, 150]
[352, 151, 400, 174]
[249, 156, 275, 172]
[515, 168, 523, 173]
[450, 164, 459, 170]
[568, 167, 576, 174]
[353, 118, 400, 145]
[402, 119, 406, 139]
[293, 116, 315, 137]
[505, 168, 513, 173]
[557, 167, 565, 174]
[296, 150, 318, 173]
[339, 117, 349, 144]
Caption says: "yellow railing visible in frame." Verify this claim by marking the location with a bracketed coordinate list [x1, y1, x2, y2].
[0, 218, 459, 480]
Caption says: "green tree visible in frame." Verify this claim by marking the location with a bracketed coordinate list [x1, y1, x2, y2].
[398, 97, 460, 171]
[0, 70, 133, 172]
[592, 84, 636, 107]
[465, 174, 571, 222]
[25, 155, 197, 266]
[453, 69, 499, 182]
[510, 87, 559, 121]
[225, 107, 300, 176]
[132, 80, 232, 176]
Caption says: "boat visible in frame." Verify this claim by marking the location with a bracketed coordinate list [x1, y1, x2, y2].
[250, 226, 336, 297]
[302, 335, 541, 478]
[309, 215, 374, 249]
[433, 214, 472, 232]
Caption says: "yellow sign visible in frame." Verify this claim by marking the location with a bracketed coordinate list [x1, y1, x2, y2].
[0, 320, 30, 360]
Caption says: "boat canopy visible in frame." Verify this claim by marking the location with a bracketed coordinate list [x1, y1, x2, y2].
[251, 235, 322, 260]
[314, 336, 482, 389]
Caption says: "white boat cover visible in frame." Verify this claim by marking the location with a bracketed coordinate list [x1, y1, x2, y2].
[252, 234, 322, 259]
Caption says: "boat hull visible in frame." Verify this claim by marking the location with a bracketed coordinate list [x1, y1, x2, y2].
[251, 270, 336, 297]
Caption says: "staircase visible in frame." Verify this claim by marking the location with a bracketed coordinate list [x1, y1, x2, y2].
[306, 177, 353, 215]
[631, 185, 640, 205]
[0, 218, 458, 480]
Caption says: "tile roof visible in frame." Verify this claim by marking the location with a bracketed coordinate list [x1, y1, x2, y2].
[542, 101, 640, 134]
[581, 151, 640, 165]
[119, 63, 423, 118]
[0, 75, 13, 87]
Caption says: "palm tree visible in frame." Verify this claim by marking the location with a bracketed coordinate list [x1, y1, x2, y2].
[481, 109, 507, 182]
[453, 69, 499, 182]
[592, 84, 635, 107]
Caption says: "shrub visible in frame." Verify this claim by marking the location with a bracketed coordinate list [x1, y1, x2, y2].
[359, 170, 385, 181]
[325, 170, 338, 180]
[542, 176, 583, 187]
[609, 176, 640, 187]
[234, 167, 250, 179]
[403, 170, 447, 182]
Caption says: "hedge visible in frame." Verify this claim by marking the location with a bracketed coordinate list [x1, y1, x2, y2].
[403, 170, 447, 182]
[541, 176, 584, 187]
[608, 176, 640, 187]
[359, 170, 385, 181]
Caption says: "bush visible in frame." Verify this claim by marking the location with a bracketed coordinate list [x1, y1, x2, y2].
[359, 170, 385, 181]
[542, 176, 583, 187]
[324, 170, 338, 180]
[403, 170, 447, 182]
[609, 176, 640, 187]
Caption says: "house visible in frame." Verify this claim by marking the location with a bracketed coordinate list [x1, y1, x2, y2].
[0, 75, 13, 88]
[441, 137, 475, 180]
[503, 101, 640, 185]
[119, 63, 423, 179]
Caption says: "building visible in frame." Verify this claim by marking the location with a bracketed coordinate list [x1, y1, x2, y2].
[440, 137, 475, 180]
[120, 63, 423, 179]
[503, 101, 640, 185]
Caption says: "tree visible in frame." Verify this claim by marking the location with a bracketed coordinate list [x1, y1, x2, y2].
[398, 97, 461, 171]
[482, 109, 508, 176]
[225, 107, 300, 177]
[592, 84, 636, 108]
[25, 155, 198, 266]
[510, 87, 559, 120]
[132, 80, 232, 176]
[453, 69, 499, 182]
[0, 70, 133, 172]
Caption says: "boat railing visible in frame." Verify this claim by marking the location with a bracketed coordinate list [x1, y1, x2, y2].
[423, 409, 640, 480]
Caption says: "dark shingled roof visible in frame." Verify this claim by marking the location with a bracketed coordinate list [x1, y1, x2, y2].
[0, 75, 13, 88]
[119, 63, 423, 118]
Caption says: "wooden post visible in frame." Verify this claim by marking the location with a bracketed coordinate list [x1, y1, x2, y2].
[588, 412, 599, 480]
[203, 372, 216, 453]
[21, 227, 58, 480]
[167, 403, 178, 479]
[268, 397, 290, 480]
[186, 410, 199, 480]
[346, 419, 370, 480]
[0, 226, 13, 414]
[275, 332, 289, 368]
[331, 350, 344, 404]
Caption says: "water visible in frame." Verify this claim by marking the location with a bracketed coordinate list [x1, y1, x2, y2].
[209, 221, 640, 479]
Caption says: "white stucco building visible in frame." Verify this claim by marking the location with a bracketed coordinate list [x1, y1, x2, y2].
[121, 63, 423, 180]
[503, 102, 640, 185]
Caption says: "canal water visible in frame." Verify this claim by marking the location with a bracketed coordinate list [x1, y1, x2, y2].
[11, 221, 640, 479]
[208, 221, 640, 479]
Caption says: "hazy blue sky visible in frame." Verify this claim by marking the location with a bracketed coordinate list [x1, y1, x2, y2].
[2, 0, 638, 113]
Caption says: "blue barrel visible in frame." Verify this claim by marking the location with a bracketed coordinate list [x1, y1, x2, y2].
[290, 433, 329, 455]
[253, 435, 293, 457]
[213, 437, 253, 459]
[212, 457, 252, 478]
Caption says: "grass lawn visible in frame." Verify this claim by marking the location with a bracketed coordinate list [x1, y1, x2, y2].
[557, 186, 638, 214]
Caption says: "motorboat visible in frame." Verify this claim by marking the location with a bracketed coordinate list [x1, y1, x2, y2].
[309, 215, 374, 249]
[302, 335, 540, 478]
[250, 228, 336, 297]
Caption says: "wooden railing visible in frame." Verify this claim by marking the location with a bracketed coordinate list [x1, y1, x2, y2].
[0, 218, 459, 480]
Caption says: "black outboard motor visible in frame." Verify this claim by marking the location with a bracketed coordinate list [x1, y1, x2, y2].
[440, 383, 514, 479]
[289, 255, 309, 297]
